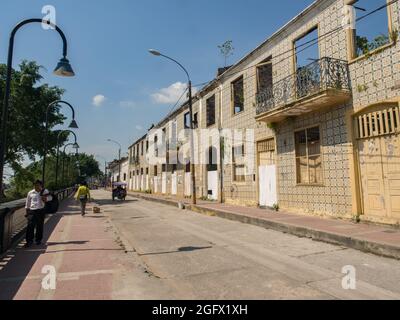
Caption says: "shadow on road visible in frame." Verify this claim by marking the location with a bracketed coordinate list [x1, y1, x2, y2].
[93, 199, 138, 206]
[138, 246, 213, 257]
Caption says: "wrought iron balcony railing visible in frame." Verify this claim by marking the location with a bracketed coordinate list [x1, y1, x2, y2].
[256, 57, 351, 116]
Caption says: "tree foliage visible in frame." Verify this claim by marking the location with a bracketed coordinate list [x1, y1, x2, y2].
[6, 153, 103, 200]
[0, 60, 68, 171]
[356, 34, 390, 56]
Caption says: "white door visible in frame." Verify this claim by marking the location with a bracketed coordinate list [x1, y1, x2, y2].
[162, 173, 167, 194]
[207, 171, 218, 200]
[154, 176, 158, 193]
[171, 173, 177, 195]
[185, 172, 191, 196]
[259, 165, 277, 207]
[258, 139, 277, 208]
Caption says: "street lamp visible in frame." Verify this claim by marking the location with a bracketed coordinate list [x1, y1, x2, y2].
[61, 143, 79, 187]
[56, 130, 79, 189]
[107, 139, 122, 182]
[95, 155, 108, 187]
[149, 49, 197, 204]
[0, 18, 74, 197]
[42, 100, 78, 185]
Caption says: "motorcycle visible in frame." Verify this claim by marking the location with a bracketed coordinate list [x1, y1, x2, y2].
[112, 182, 127, 201]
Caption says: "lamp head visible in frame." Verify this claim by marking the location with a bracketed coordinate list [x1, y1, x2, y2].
[149, 49, 161, 56]
[68, 119, 79, 129]
[54, 57, 75, 77]
[73, 142, 80, 149]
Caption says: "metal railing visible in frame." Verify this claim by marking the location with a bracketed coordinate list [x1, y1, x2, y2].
[0, 187, 76, 254]
[256, 57, 351, 115]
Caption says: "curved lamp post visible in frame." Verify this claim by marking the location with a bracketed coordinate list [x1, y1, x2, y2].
[149, 49, 196, 204]
[0, 19, 74, 197]
[43, 100, 78, 185]
[107, 139, 122, 182]
[95, 155, 108, 187]
[56, 130, 79, 189]
[61, 143, 79, 187]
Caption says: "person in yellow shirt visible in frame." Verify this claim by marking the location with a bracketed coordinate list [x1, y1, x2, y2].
[75, 181, 91, 216]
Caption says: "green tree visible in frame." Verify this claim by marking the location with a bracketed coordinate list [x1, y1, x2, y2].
[6, 153, 103, 200]
[0, 60, 68, 171]
[356, 34, 390, 56]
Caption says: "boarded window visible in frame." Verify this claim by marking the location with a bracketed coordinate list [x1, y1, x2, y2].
[232, 77, 244, 114]
[355, 105, 400, 139]
[206, 95, 216, 127]
[295, 127, 322, 184]
[232, 144, 246, 182]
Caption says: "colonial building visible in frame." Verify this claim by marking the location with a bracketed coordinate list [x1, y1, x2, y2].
[127, 0, 400, 225]
[108, 157, 129, 185]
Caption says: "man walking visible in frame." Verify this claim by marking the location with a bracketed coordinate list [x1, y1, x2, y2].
[25, 180, 52, 247]
[75, 181, 91, 216]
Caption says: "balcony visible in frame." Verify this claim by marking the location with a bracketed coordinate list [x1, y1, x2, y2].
[255, 57, 351, 123]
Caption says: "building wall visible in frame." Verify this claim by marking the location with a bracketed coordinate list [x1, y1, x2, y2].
[126, 0, 400, 224]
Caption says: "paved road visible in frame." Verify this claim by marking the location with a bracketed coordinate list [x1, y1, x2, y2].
[93, 190, 400, 300]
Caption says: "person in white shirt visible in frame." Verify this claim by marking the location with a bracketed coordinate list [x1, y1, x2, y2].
[24, 180, 52, 247]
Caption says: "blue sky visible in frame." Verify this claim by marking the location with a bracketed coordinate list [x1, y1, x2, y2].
[0, 0, 389, 165]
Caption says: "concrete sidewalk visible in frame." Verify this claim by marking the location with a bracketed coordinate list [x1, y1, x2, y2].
[0, 197, 131, 300]
[128, 192, 400, 260]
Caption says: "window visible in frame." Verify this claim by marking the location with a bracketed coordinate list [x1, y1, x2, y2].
[141, 168, 144, 175]
[206, 95, 216, 127]
[207, 147, 218, 171]
[184, 112, 191, 129]
[294, 27, 319, 69]
[162, 164, 166, 172]
[146, 168, 149, 175]
[123, 173, 127, 181]
[193, 113, 198, 129]
[154, 136, 158, 157]
[232, 77, 244, 114]
[146, 140, 149, 152]
[295, 127, 322, 185]
[232, 144, 246, 182]
[256, 56, 273, 93]
[141, 141, 144, 156]
[355, 105, 400, 138]
[185, 112, 198, 129]
[350, 0, 392, 58]
[154, 166, 158, 176]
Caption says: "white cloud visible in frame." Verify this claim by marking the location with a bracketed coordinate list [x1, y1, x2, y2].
[92, 94, 106, 107]
[151, 82, 188, 104]
[135, 125, 143, 131]
[119, 101, 137, 109]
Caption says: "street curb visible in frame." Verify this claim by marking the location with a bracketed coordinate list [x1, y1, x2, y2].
[128, 193, 400, 260]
